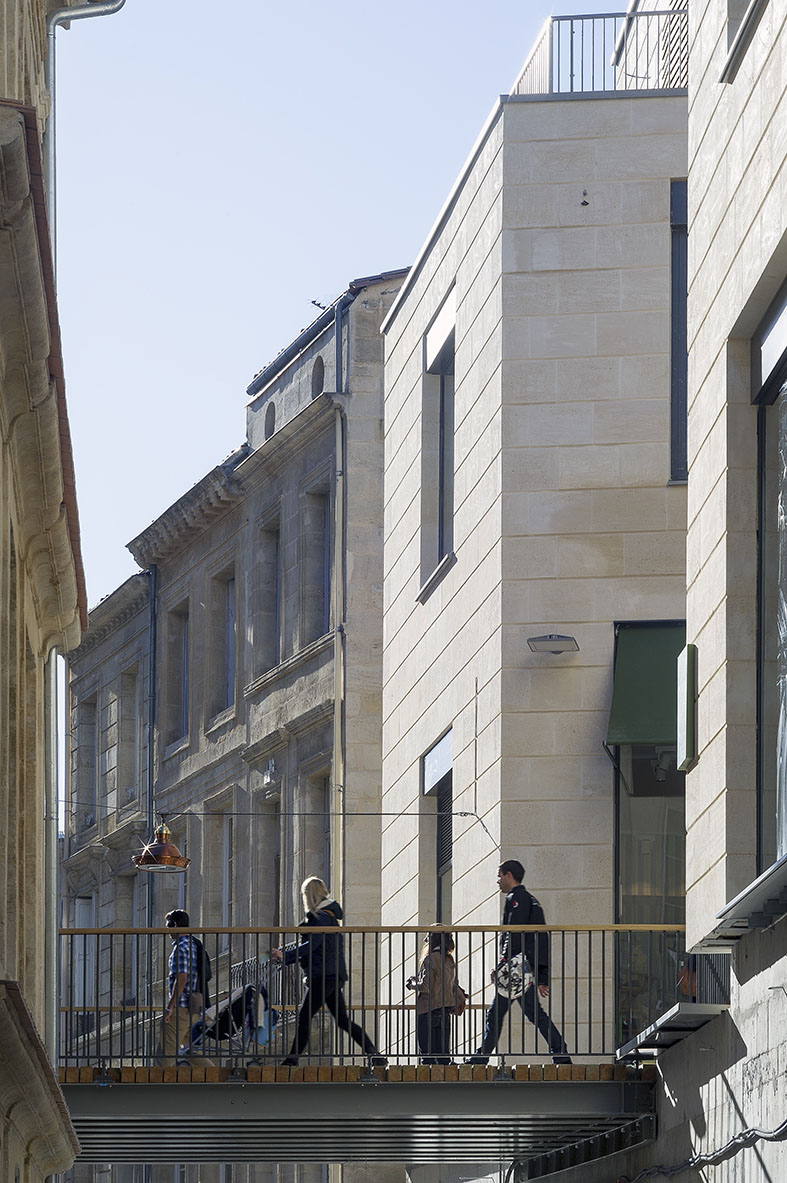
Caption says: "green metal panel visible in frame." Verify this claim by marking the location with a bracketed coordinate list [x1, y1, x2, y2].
[606, 623, 686, 747]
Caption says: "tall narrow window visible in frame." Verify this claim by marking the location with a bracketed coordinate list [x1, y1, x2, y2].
[77, 695, 98, 828]
[670, 180, 688, 481]
[74, 896, 96, 1007]
[208, 571, 236, 718]
[323, 778, 331, 886]
[222, 813, 234, 940]
[119, 666, 139, 805]
[254, 517, 281, 674]
[421, 291, 456, 588]
[166, 602, 189, 744]
[302, 486, 331, 645]
[304, 773, 331, 883]
[423, 730, 453, 923]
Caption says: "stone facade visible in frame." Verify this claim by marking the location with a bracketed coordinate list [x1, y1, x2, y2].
[0, 3, 86, 1181]
[63, 272, 405, 1183]
[381, 78, 687, 1011]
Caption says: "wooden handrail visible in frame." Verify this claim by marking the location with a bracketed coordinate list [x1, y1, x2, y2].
[59, 924, 687, 936]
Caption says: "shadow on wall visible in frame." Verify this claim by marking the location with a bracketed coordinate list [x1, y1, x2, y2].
[735, 913, 787, 986]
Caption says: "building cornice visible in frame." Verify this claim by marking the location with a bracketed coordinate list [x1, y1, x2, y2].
[235, 395, 336, 492]
[69, 573, 149, 659]
[127, 451, 248, 568]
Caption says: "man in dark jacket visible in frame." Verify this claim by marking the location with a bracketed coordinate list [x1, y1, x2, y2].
[467, 860, 570, 1064]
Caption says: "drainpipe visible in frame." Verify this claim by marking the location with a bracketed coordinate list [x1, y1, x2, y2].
[332, 294, 351, 905]
[44, 1, 127, 260]
[145, 564, 157, 929]
[43, 646, 59, 1066]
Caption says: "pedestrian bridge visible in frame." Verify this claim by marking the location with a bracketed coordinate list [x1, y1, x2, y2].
[62, 1064, 656, 1176]
[59, 924, 728, 1178]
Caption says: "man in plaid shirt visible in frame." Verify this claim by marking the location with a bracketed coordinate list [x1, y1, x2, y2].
[161, 909, 213, 1066]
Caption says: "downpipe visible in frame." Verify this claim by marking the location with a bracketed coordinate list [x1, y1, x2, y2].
[44, 0, 127, 259]
[332, 293, 351, 905]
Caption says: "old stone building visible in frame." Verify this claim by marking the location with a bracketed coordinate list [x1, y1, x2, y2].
[63, 270, 406, 1183]
[0, 2, 88, 1182]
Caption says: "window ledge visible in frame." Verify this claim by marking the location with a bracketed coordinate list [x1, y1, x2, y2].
[205, 705, 237, 736]
[702, 851, 787, 946]
[243, 632, 334, 700]
[163, 736, 189, 761]
[416, 552, 456, 604]
[720, 0, 769, 83]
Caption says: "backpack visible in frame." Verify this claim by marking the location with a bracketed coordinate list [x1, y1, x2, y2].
[192, 937, 212, 1008]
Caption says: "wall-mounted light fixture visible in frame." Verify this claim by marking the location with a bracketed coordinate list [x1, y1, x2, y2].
[132, 816, 190, 873]
[527, 634, 579, 654]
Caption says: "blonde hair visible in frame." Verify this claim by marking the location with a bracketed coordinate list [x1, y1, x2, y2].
[301, 875, 330, 917]
[418, 928, 455, 969]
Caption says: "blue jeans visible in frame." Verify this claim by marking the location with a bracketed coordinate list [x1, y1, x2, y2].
[417, 1008, 452, 1063]
[479, 985, 567, 1056]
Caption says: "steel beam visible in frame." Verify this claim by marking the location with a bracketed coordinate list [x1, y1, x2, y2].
[64, 1080, 654, 1164]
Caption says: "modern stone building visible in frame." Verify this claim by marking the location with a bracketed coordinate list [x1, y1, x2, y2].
[648, 0, 787, 1179]
[380, 4, 689, 1069]
[0, 3, 87, 1182]
[63, 270, 406, 1183]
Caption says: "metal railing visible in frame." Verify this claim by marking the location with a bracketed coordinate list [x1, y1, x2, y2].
[59, 925, 728, 1070]
[513, 9, 688, 96]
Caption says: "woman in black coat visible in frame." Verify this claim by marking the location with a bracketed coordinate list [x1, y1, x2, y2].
[272, 876, 385, 1066]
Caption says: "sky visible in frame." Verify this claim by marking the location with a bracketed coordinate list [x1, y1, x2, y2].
[55, 0, 594, 609]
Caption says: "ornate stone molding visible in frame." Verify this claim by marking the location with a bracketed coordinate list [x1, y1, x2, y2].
[0, 980, 79, 1175]
[127, 450, 247, 567]
[69, 573, 149, 659]
[0, 105, 84, 650]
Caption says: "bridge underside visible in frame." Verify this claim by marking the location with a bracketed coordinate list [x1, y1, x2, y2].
[64, 1081, 655, 1169]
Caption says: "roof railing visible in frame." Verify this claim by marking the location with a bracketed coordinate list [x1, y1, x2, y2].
[512, 9, 688, 97]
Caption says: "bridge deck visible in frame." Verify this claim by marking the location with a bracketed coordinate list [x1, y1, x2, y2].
[60, 1061, 653, 1085]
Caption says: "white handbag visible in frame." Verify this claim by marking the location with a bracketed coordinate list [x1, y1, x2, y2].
[494, 953, 534, 998]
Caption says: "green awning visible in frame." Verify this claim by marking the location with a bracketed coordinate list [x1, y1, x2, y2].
[605, 623, 686, 747]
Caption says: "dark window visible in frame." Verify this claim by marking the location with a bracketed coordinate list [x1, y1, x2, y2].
[166, 602, 189, 743]
[670, 180, 688, 481]
[420, 293, 456, 586]
[423, 730, 453, 923]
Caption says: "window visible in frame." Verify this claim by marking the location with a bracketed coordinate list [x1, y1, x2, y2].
[254, 515, 281, 675]
[670, 180, 688, 481]
[222, 813, 234, 933]
[76, 694, 98, 827]
[208, 571, 237, 718]
[423, 730, 453, 923]
[73, 896, 96, 1008]
[303, 773, 331, 884]
[165, 601, 190, 744]
[311, 355, 325, 399]
[302, 484, 331, 645]
[118, 665, 139, 805]
[264, 401, 276, 439]
[754, 283, 787, 873]
[420, 291, 456, 588]
[606, 622, 686, 1039]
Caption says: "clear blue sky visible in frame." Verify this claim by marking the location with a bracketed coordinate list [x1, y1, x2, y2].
[55, 0, 593, 608]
